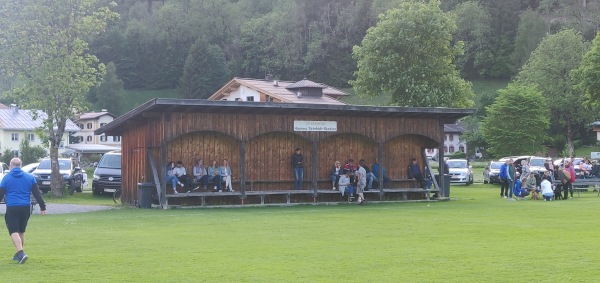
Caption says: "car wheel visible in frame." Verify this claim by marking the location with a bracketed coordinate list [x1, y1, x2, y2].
[483, 179, 488, 184]
[41, 188, 49, 194]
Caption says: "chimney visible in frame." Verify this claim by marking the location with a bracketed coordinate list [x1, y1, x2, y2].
[265, 74, 273, 81]
[273, 80, 279, 87]
[10, 104, 18, 115]
[101, 109, 107, 112]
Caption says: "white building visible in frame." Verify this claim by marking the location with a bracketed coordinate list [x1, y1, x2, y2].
[425, 123, 468, 159]
[0, 104, 79, 156]
[73, 110, 121, 147]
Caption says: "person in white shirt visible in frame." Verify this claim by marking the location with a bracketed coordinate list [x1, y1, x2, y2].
[338, 171, 351, 197]
[540, 176, 554, 201]
[356, 163, 367, 204]
[173, 160, 191, 191]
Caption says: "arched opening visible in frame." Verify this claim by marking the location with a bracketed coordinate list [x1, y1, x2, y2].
[318, 133, 377, 189]
[384, 134, 439, 181]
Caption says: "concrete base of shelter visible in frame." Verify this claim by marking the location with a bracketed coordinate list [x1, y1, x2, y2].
[162, 188, 444, 208]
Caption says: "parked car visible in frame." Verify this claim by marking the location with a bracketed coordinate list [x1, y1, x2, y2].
[447, 159, 473, 185]
[21, 162, 39, 174]
[0, 162, 9, 182]
[92, 150, 121, 195]
[31, 158, 85, 193]
[483, 161, 503, 184]
[512, 156, 548, 176]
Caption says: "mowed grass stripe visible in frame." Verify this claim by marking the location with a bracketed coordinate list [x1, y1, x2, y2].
[2, 185, 600, 282]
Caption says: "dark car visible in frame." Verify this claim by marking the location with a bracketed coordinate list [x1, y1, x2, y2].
[483, 161, 503, 184]
[31, 158, 84, 193]
[92, 150, 121, 195]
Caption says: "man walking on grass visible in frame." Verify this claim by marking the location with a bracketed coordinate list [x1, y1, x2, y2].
[0, 158, 46, 264]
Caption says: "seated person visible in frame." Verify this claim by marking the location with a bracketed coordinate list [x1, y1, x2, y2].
[220, 159, 234, 192]
[166, 161, 179, 195]
[408, 157, 426, 190]
[372, 157, 391, 187]
[513, 177, 530, 199]
[344, 159, 358, 184]
[208, 159, 222, 191]
[193, 159, 209, 190]
[578, 161, 590, 178]
[174, 160, 191, 191]
[330, 161, 342, 190]
[338, 170, 353, 197]
[526, 174, 539, 200]
[540, 176, 554, 201]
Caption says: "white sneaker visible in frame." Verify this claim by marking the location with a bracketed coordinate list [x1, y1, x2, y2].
[332, 186, 336, 190]
[503, 196, 507, 199]
[173, 191, 178, 195]
[508, 198, 515, 201]
[177, 182, 183, 186]
[214, 186, 217, 191]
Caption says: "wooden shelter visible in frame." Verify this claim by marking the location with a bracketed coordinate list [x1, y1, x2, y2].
[96, 99, 475, 207]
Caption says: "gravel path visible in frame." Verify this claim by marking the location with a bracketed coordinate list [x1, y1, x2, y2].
[0, 203, 114, 215]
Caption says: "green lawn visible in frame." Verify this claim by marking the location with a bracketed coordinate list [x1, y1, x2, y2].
[574, 145, 600, 159]
[121, 88, 178, 113]
[4, 182, 600, 282]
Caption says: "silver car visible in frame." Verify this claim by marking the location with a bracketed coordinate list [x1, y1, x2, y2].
[447, 159, 474, 185]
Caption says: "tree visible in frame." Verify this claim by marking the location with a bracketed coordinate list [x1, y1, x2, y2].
[178, 38, 230, 99]
[0, 0, 118, 196]
[482, 84, 549, 157]
[516, 29, 590, 156]
[351, 1, 474, 107]
[451, 1, 495, 78]
[576, 32, 600, 105]
[87, 62, 124, 115]
[511, 10, 548, 73]
[19, 139, 47, 165]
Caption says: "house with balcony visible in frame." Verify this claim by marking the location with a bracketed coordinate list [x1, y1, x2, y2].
[73, 110, 121, 148]
[208, 76, 349, 105]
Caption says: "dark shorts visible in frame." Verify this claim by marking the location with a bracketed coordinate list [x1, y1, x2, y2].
[5, 206, 31, 235]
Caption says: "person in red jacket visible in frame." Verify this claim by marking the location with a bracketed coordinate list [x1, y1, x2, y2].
[564, 161, 576, 199]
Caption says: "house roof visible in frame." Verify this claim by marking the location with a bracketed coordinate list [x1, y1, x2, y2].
[76, 111, 115, 121]
[65, 144, 120, 154]
[209, 78, 349, 105]
[0, 108, 80, 131]
[96, 98, 476, 136]
[444, 123, 466, 133]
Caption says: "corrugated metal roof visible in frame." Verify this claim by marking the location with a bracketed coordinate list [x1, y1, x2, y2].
[444, 123, 466, 133]
[0, 108, 80, 131]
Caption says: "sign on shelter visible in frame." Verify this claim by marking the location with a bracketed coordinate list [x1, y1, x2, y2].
[293, 120, 337, 132]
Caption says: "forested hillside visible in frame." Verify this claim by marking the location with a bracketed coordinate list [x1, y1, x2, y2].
[2, 0, 599, 115]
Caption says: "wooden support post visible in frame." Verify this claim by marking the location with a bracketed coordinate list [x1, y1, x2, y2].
[438, 141, 446, 198]
[311, 141, 318, 197]
[147, 148, 165, 209]
[160, 140, 167, 208]
[239, 141, 246, 200]
[378, 142, 384, 197]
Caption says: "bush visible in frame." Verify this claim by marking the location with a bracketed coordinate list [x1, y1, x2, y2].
[1, 148, 14, 164]
[448, 152, 467, 159]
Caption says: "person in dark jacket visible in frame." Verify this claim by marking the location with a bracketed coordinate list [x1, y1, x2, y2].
[0, 158, 46, 264]
[408, 158, 426, 190]
[291, 148, 304, 190]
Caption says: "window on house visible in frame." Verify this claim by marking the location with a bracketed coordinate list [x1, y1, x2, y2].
[87, 123, 93, 129]
[449, 145, 455, 153]
[11, 133, 18, 141]
[449, 134, 454, 142]
[246, 96, 254, 101]
[113, 136, 121, 142]
[100, 135, 107, 142]
[77, 123, 84, 129]
[78, 136, 84, 143]
[28, 133, 35, 142]
[444, 146, 449, 154]
[12, 150, 18, 157]
[267, 96, 274, 102]
[459, 145, 465, 153]
[445, 134, 449, 141]
[86, 136, 92, 142]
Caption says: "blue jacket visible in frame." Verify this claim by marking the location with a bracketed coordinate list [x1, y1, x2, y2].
[513, 180, 527, 197]
[500, 163, 508, 179]
[0, 167, 46, 210]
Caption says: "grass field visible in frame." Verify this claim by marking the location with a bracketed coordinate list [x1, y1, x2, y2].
[3, 181, 600, 282]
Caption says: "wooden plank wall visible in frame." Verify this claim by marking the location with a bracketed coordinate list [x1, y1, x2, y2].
[245, 132, 310, 190]
[317, 134, 377, 189]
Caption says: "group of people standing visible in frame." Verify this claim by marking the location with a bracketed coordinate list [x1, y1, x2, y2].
[166, 159, 234, 194]
[499, 158, 577, 201]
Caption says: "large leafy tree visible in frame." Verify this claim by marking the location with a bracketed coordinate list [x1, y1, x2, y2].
[516, 29, 590, 156]
[0, 0, 118, 196]
[511, 10, 548, 73]
[351, 0, 474, 107]
[576, 32, 600, 105]
[482, 84, 550, 157]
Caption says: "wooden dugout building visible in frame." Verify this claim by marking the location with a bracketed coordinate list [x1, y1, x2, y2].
[96, 99, 474, 207]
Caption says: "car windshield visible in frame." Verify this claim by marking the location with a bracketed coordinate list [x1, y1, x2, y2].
[447, 160, 467, 168]
[530, 158, 546, 167]
[490, 162, 503, 169]
[98, 154, 121, 169]
[37, 159, 71, 170]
